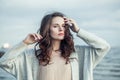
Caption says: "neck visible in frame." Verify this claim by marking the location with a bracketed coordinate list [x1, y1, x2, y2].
[52, 40, 61, 51]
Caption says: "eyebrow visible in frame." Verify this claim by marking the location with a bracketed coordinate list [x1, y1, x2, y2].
[52, 23, 65, 26]
[52, 24, 59, 25]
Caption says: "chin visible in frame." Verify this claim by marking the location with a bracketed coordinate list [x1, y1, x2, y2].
[52, 36, 65, 41]
[59, 37, 65, 40]
[58, 38, 64, 40]
[57, 37, 64, 41]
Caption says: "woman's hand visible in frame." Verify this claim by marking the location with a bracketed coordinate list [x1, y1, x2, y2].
[64, 17, 80, 33]
[23, 33, 43, 45]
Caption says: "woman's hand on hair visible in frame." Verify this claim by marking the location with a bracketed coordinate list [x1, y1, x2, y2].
[23, 33, 43, 45]
[64, 17, 80, 33]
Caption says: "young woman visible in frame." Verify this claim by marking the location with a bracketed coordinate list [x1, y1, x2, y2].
[0, 12, 110, 80]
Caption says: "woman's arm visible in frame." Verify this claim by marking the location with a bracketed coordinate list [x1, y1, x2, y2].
[0, 42, 28, 76]
[77, 29, 110, 51]
[0, 33, 43, 76]
[0, 42, 27, 63]
[64, 18, 110, 68]
[76, 29, 110, 68]
[0, 33, 43, 63]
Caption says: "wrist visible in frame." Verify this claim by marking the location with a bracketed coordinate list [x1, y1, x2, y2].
[76, 28, 80, 33]
[23, 40, 30, 45]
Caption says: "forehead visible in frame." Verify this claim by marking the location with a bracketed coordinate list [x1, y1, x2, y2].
[51, 16, 64, 24]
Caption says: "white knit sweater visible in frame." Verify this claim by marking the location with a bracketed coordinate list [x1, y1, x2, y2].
[0, 29, 110, 80]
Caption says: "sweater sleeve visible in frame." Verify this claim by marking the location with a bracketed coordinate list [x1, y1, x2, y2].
[76, 29, 111, 68]
[0, 41, 28, 76]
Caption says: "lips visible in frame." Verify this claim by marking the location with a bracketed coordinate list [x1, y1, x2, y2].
[58, 33, 64, 36]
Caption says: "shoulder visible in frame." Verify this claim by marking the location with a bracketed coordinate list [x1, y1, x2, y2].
[24, 48, 36, 58]
[17, 48, 37, 61]
[18, 48, 39, 64]
[75, 45, 92, 52]
[74, 45, 94, 59]
[70, 45, 90, 59]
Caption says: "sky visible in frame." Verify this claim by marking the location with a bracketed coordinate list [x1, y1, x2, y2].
[0, 0, 120, 47]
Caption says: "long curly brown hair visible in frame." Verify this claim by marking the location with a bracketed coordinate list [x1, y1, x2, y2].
[34, 12, 75, 66]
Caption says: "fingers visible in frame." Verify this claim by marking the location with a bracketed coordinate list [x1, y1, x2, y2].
[63, 17, 73, 26]
[63, 17, 80, 33]
[30, 33, 43, 41]
[23, 33, 43, 45]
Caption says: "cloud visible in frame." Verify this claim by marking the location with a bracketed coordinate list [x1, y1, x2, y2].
[0, 0, 120, 27]
[0, 0, 120, 30]
[0, 0, 119, 10]
[81, 19, 120, 29]
[0, 0, 120, 46]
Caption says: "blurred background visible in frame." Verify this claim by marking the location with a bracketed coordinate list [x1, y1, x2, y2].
[0, 0, 120, 80]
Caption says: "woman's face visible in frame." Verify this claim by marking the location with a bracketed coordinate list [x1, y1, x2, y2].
[50, 16, 65, 41]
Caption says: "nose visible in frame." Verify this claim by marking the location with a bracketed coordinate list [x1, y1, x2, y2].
[59, 26, 64, 31]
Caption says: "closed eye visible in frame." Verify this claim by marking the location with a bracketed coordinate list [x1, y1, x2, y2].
[53, 25, 58, 28]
